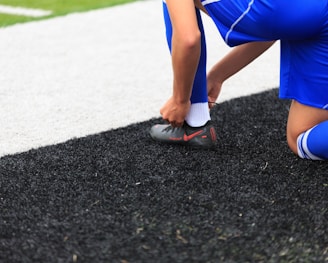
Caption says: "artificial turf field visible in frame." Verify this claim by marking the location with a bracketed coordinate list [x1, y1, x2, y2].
[1, 88, 327, 262]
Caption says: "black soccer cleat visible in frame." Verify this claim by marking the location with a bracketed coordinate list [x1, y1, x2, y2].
[150, 121, 217, 149]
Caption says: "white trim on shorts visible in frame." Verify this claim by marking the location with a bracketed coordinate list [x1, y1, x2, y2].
[202, 0, 255, 45]
[224, 0, 255, 44]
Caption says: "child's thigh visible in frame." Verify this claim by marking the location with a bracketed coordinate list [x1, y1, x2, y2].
[287, 100, 328, 153]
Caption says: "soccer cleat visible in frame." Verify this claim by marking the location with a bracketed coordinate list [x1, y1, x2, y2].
[150, 121, 217, 149]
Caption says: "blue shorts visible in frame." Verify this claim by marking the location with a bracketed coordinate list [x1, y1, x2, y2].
[202, 0, 328, 109]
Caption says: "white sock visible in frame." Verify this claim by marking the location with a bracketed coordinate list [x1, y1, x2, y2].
[185, 102, 211, 127]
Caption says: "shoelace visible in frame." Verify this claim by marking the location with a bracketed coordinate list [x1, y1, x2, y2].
[162, 125, 183, 132]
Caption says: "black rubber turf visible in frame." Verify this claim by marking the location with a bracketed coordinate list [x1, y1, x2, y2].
[1, 88, 327, 262]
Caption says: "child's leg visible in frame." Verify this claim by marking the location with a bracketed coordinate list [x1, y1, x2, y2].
[163, 1, 210, 127]
[287, 100, 328, 160]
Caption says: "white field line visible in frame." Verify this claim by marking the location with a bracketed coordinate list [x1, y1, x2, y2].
[0, 5, 52, 17]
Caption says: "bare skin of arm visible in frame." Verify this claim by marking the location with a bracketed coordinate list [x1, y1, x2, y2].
[160, 0, 202, 127]
[207, 41, 276, 107]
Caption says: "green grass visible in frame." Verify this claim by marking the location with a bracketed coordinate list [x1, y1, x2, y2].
[0, 12, 33, 27]
[0, 0, 137, 27]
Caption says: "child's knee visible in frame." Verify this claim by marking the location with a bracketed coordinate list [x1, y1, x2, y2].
[286, 100, 328, 159]
[293, 121, 328, 160]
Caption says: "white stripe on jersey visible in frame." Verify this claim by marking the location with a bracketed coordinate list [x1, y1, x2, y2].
[224, 0, 255, 44]
[202, 0, 221, 5]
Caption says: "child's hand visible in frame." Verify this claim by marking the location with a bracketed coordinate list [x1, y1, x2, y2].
[160, 97, 191, 127]
[207, 79, 222, 109]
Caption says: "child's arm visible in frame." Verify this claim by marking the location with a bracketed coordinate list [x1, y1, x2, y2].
[207, 41, 276, 107]
[160, 0, 202, 127]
